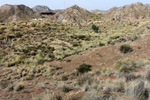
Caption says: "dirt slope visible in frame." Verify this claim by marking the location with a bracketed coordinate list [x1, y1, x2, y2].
[49, 34, 150, 72]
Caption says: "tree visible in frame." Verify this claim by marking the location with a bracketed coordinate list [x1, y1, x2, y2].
[92, 24, 99, 33]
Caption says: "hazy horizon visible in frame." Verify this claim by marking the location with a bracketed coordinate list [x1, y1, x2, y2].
[0, 0, 150, 11]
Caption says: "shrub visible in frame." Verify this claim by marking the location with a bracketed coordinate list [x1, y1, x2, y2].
[31, 23, 36, 27]
[62, 86, 70, 92]
[77, 63, 92, 74]
[92, 24, 99, 33]
[15, 32, 22, 38]
[144, 65, 150, 81]
[120, 44, 133, 53]
[61, 75, 68, 81]
[99, 42, 105, 46]
[32, 93, 62, 100]
[77, 74, 93, 86]
[14, 83, 24, 91]
[125, 81, 148, 100]
[0, 81, 9, 89]
[115, 60, 136, 74]
[66, 59, 71, 62]
[82, 90, 105, 100]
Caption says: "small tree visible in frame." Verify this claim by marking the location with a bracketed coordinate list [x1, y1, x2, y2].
[92, 24, 99, 33]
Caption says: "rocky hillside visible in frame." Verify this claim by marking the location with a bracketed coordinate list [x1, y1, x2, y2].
[32, 5, 52, 13]
[105, 2, 150, 21]
[56, 5, 91, 23]
[0, 4, 37, 22]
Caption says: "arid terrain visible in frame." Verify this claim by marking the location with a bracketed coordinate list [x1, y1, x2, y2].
[1, 2, 150, 100]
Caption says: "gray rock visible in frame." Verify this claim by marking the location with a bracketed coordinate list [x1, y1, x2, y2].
[57, 14, 64, 22]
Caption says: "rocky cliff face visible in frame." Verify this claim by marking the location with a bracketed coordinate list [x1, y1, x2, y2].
[0, 4, 37, 22]
[105, 2, 150, 21]
[56, 5, 91, 23]
[32, 5, 52, 13]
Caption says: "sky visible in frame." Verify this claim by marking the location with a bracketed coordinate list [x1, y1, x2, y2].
[0, 0, 150, 11]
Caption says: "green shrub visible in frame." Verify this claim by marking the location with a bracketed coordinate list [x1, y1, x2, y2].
[77, 63, 92, 74]
[115, 60, 137, 74]
[92, 24, 99, 33]
[31, 23, 36, 27]
[62, 86, 70, 92]
[120, 44, 133, 53]
[73, 43, 80, 47]
[99, 42, 105, 46]
[66, 59, 71, 62]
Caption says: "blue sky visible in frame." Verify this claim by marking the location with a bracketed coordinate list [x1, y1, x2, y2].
[0, 0, 150, 10]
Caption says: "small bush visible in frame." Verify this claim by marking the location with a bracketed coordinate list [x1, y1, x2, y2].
[77, 74, 93, 86]
[82, 90, 104, 100]
[120, 44, 133, 53]
[14, 84, 24, 91]
[99, 42, 105, 47]
[125, 81, 148, 100]
[92, 24, 99, 33]
[62, 86, 70, 92]
[62, 75, 68, 81]
[0, 81, 9, 89]
[144, 65, 150, 81]
[77, 63, 92, 74]
[32, 93, 62, 100]
[66, 59, 71, 62]
[115, 60, 136, 74]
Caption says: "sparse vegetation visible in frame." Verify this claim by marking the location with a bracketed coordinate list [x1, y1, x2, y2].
[1, 2, 150, 100]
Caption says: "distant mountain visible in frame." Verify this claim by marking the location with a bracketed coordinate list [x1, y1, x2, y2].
[56, 5, 91, 23]
[90, 10, 106, 15]
[106, 2, 150, 21]
[53, 9, 63, 13]
[0, 4, 37, 22]
[32, 5, 52, 13]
